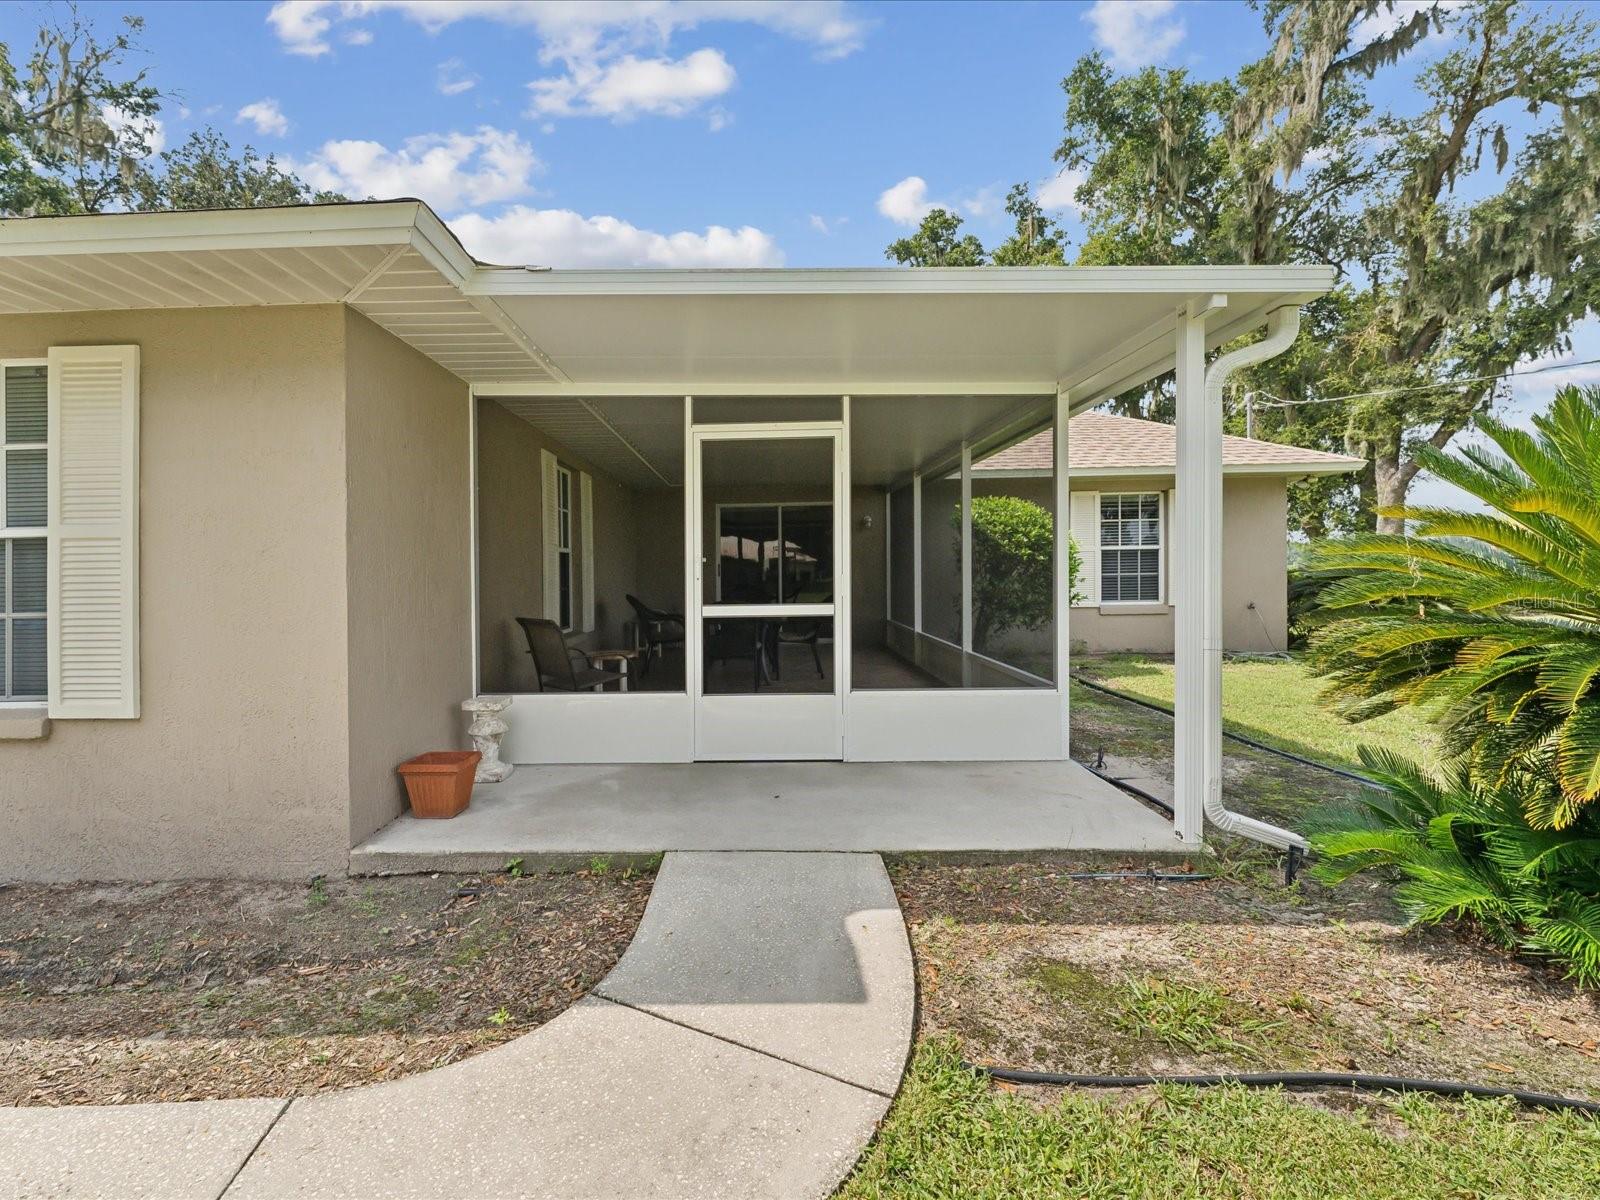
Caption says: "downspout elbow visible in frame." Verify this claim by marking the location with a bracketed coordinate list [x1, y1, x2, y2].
[1197, 304, 1310, 854]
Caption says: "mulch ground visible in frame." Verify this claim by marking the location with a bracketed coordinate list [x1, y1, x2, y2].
[891, 856, 1600, 1103]
[0, 865, 653, 1106]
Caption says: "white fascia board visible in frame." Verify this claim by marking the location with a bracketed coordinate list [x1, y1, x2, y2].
[0, 200, 426, 258]
[464, 264, 1337, 298]
[469, 379, 1060, 398]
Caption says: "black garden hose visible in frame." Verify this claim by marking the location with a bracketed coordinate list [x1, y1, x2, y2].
[1071, 673, 1380, 788]
[964, 1062, 1600, 1116]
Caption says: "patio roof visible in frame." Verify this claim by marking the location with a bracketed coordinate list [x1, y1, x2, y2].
[0, 200, 1334, 408]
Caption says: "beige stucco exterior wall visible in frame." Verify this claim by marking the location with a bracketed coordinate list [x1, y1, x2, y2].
[1064, 473, 1289, 655]
[474, 397, 639, 694]
[343, 310, 473, 846]
[0, 307, 352, 881]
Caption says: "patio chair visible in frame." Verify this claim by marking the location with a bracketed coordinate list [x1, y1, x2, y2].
[516, 617, 624, 692]
[624, 594, 685, 678]
[768, 619, 826, 680]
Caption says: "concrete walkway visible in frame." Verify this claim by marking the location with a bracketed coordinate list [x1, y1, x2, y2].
[1, 852, 913, 1200]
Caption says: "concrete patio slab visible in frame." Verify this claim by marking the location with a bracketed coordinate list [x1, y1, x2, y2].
[224, 995, 887, 1200]
[594, 851, 912, 1095]
[351, 758, 1179, 874]
[0, 1098, 285, 1200]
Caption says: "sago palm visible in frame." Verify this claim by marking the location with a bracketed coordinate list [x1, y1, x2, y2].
[1309, 385, 1600, 828]
[1310, 748, 1600, 986]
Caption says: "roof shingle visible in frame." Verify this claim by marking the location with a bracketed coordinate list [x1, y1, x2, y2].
[977, 411, 1363, 475]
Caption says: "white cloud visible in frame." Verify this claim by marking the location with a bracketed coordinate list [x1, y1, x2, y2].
[1084, 0, 1185, 71]
[266, 1, 867, 61]
[529, 47, 735, 120]
[342, 27, 374, 45]
[808, 214, 835, 235]
[236, 99, 290, 138]
[102, 105, 165, 157]
[436, 57, 478, 95]
[1036, 168, 1086, 213]
[294, 126, 539, 211]
[877, 176, 939, 226]
[450, 205, 784, 268]
[877, 175, 995, 227]
[267, 0, 337, 57]
[961, 184, 1002, 219]
[1351, 0, 1468, 48]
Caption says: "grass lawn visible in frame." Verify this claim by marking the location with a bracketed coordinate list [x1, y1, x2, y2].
[1075, 653, 1442, 774]
[842, 1039, 1600, 1200]
[838, 857, 1600, 1199]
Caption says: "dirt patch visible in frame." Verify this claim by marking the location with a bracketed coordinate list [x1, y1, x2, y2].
[0, 864, 654, 1106]
[892, 858, 1600, 1102]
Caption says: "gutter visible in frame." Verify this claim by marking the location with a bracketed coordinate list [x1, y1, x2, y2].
[1197, 305, 1311, 854]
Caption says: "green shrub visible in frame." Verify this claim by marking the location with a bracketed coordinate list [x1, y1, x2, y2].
[1311, 748, 1600, 986]
[953, 495, 1082, 646]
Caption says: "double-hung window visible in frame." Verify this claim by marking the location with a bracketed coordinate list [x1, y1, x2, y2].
[556, 464, 574, 630]
[2, 363, 48, 702]
[1099, 492, 1163, 603]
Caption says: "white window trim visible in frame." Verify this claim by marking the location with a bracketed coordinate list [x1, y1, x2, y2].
[556, 463, 574, 632]
[1097, 490, 1165, 607]
[1, 358, 49, 705]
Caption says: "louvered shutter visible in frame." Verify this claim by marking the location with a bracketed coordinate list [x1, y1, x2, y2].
[1068, 490, 1100, 607]
[579, 471, 595, 633]
[540, 449, 560, 620]
[47, 345, 139, 719]
[1165, 489, 1175, 606]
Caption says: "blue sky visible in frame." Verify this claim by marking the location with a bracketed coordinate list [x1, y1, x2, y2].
[2, 0, 1597, 504]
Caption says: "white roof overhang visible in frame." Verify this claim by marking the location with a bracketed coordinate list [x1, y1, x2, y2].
[0, 200, 1333, 407]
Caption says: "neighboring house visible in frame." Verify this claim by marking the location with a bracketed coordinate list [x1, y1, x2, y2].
[972, 413, 1362, 656]
[0, 200, 1334, 882]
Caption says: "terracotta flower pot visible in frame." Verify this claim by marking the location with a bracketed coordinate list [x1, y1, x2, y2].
[397, 751, 481, 819]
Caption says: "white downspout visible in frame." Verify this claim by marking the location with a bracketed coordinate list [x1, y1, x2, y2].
[1200, 304, 1308, 852]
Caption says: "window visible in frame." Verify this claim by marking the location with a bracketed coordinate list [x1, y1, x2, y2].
[715, 503, 833, 603]
[2, 363, 48, 701]
[1099, 492, 1162, 603]
[556, 464, 573, 630]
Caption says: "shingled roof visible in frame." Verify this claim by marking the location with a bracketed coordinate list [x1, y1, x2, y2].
[977, 411, 1364, 476]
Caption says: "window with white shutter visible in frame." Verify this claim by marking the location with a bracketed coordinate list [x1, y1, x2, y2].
[1, 362, 48, 701]
[579, 471, 595, 633]
[47, 345, 140, 719]
[539, 448, 561, 623]
[1067, 490, 1100, 607]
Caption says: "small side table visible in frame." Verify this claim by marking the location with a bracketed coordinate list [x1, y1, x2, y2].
[588, 648, 640, 692]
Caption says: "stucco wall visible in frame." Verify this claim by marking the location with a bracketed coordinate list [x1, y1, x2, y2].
[1064, 473, 1289, 654]
[474, 397, 639, 694]
[0, 307, 352, 881]
[343, 310, 473, 846]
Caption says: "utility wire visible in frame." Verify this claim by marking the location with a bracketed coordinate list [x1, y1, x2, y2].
[1240, 355, 1600, 410]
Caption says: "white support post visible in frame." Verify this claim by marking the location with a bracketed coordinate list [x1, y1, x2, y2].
[1173, 304, 1217, 846]
[839, 395, 852, 721]
[912, 472, 923, 632]
[683, 395, 697, 745]
[1054, 389, 1071, 757]
[959, 440, 973, 687]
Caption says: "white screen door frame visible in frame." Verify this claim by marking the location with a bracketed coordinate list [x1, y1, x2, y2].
[690, 421, 847, 760]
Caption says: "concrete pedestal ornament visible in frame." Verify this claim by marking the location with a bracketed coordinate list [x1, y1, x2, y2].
[462, 696, 515, 783]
